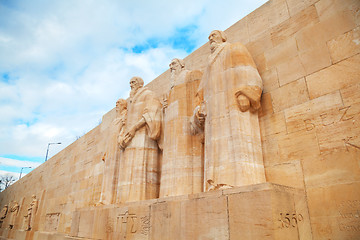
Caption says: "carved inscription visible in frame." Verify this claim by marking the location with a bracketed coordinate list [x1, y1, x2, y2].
[343, 137, 360, 151]
[140, 216, 150, 236]
[277, 213, 303, 229]
[337, 200, 360, 232]
[116, 211, 150, 237]
[117, 211, 138, 234]
[303, 105, 358, 131]
[302, 105, 360, 151]
[304, 119, 315, 131]
[106, 218, 114, 233]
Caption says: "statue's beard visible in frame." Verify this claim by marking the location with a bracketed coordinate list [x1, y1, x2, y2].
[170, 68, 181, 88]
[116, 106, 125, 115]
[210, 41, 220, 53]
[170, 72, 176, 88]
[130, 87, 140, 98]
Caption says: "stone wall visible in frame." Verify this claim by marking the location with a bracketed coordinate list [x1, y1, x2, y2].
[1, 0, 359, 239]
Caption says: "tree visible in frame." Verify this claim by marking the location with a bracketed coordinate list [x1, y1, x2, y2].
[0, 175, 16, 191]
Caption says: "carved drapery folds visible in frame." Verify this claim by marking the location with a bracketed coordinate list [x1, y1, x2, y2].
[159, 58, 203, 197]
[24, 195, 38, 231]
[9, 201, 19, 229]
[0, 205, 8, 228]
[98, 98, 127, 205]
[117, 77, 162, 203]
[191, 30, 265, 191]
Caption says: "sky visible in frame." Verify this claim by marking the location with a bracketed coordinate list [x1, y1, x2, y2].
[0, 0, 267, 181]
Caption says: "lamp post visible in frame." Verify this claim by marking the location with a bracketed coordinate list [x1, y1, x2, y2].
[19, 167, 32, 180]
[45, 142, 62, 161]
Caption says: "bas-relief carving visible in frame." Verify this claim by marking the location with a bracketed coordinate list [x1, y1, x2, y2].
[0, 205, 8, 219]
[337, 200, 360, 232]
[24, 195, 38, 231]
[117, 76, 162, 203]
[0, 205, 8, 228]
[45, 212, 60, 232]
[191, 30, 265, 191]
[8, 201, 19, 229]
[98, 98, 127, 205]
[159, 58, 203, 197]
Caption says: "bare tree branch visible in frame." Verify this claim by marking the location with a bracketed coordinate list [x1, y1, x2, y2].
[0, 175, 16, 191]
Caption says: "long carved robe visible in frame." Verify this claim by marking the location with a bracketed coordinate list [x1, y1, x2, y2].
[159, 70, 203, 197]
[0, 206, 7, 220]
[195, 42, 266, 191]
[0, 205, 8, 228]
[9, 203, 19, 227]
[26, 197, 38, 230]
[118, 88, 161, 203]
[99, 110, 126, 204]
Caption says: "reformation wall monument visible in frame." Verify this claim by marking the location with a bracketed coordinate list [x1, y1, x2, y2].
[1, 0, 360, 239]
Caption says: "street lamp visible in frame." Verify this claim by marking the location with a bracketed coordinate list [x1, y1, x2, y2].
[19, 167, 32, 180]
[45, 142, 62, 161]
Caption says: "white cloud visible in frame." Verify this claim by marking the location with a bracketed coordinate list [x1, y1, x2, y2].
[0, 0, 267, 162]
[0, 157, 40, 168]
[0, 170, 20, 181]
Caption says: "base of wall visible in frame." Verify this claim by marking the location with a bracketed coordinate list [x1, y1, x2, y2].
[71, 183, 313, 240]
[0, 183, 313, 240]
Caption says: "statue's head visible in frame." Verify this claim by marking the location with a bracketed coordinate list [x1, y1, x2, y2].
[208, 30, 227, 43]
[32, 194, 36, 199]
[208, 30, 227, 52]
[130, 76, 144, 92]
[169, 58, 185, 73]
[116, 98, 127, 112]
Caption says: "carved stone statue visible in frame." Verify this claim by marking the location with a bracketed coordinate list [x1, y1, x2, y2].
[0, 205, 8, 228]
[118, 76, 162, 202]
[25, 195, 38, 231]
[159, 58, 203, 197]
[191, 30, 265, 191]
[98, 98, 127, 205]
[9, 201, 19, 229]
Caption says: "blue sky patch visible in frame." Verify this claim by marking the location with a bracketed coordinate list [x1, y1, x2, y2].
[14, 118, 39, 127]
[1, 154, 43, 162]
[46, 62, 66, 79]
[1, 72, 19, 84]
[130, 24, 198, 54]
[169, 24, 198, 52]
[1, 72, 10, 83]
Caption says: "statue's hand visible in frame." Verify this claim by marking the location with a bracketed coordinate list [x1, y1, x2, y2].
[118, 135, 127, 149]
[162, 98, 168, 109]
[237, 94, 250, 112]
[127, 127, 136, 139]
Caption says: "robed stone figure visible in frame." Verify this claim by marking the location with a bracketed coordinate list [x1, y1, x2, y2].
[9, 201, 19, 229]
[25, 195, 38, 231]
[0, 205, 8, 228]
[159, 58, 203, 197]
[118, 76, 162, 202]
[98, 98, 127, 205]
[191, 30, 265, 191]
